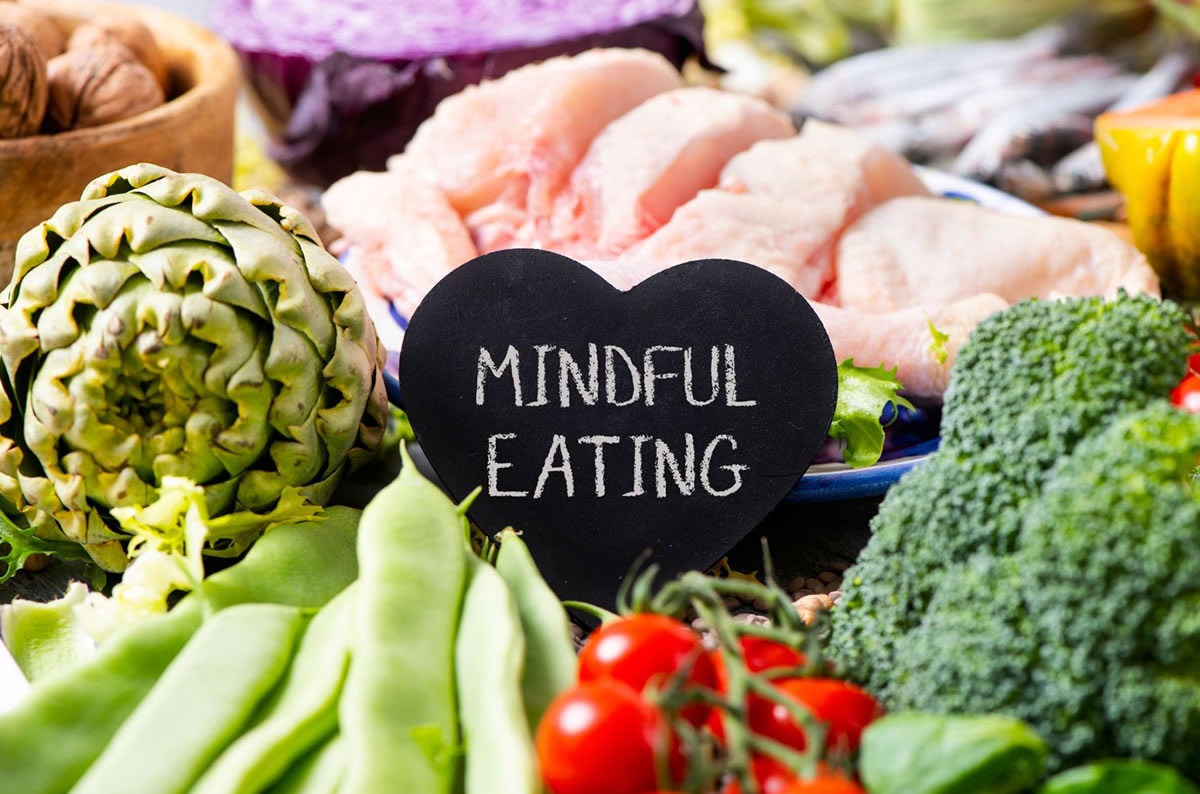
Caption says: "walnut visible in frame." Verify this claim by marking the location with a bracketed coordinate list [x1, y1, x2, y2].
[0, 23, 48, 139]
[0, 4, 64, 62]
[46, 43, 163, 131]
[67, 18, 167, 93]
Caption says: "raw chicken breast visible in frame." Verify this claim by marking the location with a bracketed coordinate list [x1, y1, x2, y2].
[548, 87, 794, 256]
[396, 48, 683, 225]
[836, 197, 1160, 312]
[582, 250, 1006, 398]
[812, 293, 1011, 397]
[322, 170, 477, 319]
[720, 120, 929, 217]
[714, 120, 930, 288]
[618, 190, 844, 297]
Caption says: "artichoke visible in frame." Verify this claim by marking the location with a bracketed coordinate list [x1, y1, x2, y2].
[0, 164, 387, 572]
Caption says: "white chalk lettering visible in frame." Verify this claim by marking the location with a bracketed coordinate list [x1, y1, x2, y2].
[533, 434, 574, 498]
[578, 434, 620, 496]
[654, 434, 696, 497]
[476, 346, 523, 406]
[643, 346, 683, 406]
[605, 345, 641, 406]
[529, 345, 557, 407]
[684, 346, 719, 407]
[486, 433, 527, 497]
[701, 434, 746, 496]
[623, 435, 653, 497]
[724, 344, 757, 407]
[559, 344, 600, 406]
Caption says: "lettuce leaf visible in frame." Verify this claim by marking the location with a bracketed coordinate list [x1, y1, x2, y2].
[828, 358, 915, 469]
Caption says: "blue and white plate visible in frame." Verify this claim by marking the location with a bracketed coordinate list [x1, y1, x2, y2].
[365, 169, 1043, 503]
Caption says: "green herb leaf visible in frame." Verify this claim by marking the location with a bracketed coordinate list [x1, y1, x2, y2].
[929, 320, 950, 365]
[1040, 760, 1200, 794]
[828, 359, 915, 469]
[861, 712, 1048, 794]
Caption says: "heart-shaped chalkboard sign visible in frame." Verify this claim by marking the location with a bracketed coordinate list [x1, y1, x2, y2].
[400, 249, 838, 606]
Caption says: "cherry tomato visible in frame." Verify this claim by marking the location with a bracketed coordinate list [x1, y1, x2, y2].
[708, 638, 809, 742]
[578, 614, 717, 725]
[714, 637, 809, 684]
[536, 681, 673, 794]
[750, 679, 881, 753]
[1173, 374, 1200, 413]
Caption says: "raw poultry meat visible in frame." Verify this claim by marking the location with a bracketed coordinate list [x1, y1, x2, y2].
[835, 197, 1160, 312]
[719, 120, 930, 209]
[323, 170, 477, 319]
[619, 120, 930, 296]
[586, 254, 1006, 397]
[546, 87, 794, 257]
[320, 48, 1165, 401]
[811, 294, 1011, 397]
[618, 190, 844, 297]
[394, 49, 683, 251]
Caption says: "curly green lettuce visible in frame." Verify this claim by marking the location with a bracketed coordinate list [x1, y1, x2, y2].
[828, 359, 915, 468]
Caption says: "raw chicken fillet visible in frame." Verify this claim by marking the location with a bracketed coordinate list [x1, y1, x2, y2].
[836, 197, 1160, 311]
[322, 48, 1163, 399]
[548, 87, 794, 257]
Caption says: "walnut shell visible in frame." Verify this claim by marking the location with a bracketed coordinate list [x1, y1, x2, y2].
[46, 43, 163, 130]
[0, 23, 48, 139]
[67, 18, 167, 93]
[0, 4, 64, 62]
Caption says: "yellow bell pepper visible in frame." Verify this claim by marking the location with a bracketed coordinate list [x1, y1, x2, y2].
[1097, 89, 1200, 299]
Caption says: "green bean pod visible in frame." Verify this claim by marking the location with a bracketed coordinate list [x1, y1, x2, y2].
[340, 445, 467, 794]
[72, 603, 307, 794]
[265, 734, 347, 794]
[456, 553, 539, 794]
[494, 529, 577, 731]
[0, 508, 359, 794]
[190, 585, 356, 794]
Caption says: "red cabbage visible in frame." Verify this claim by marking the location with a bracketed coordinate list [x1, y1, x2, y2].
[212, 0, 711, 186]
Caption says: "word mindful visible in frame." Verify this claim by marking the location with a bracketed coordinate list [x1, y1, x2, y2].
[477, 344, 757, 499]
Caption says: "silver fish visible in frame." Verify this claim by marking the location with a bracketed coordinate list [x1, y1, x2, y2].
[950, 74, 1139, 182]
[835, 55, 1124, 126]
[799, 26, 1067, 117]
[994, 159, 1056, 204]
[1051, 51, 1196, 194]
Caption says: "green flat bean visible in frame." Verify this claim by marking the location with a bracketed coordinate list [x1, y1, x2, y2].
[0, 508, 360, 794]
[265, 734, 346, 794]
[340, 446, 467, 794]
[73, 603, 307, 794]
[456, 553, 538, 794]
[494, 529, 577, 731]
[191, 585, 355, 794]
[2, 582, 100, 683]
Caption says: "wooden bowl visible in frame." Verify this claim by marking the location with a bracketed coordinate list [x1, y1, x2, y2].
[0, 0, 238, 284]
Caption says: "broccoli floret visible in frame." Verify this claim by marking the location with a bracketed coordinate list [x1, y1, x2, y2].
[883, 404, 1200, 774]
[832, 452, 1025, 698]
[832, 293, 1193, 701]
[940, 292, 1191, 463]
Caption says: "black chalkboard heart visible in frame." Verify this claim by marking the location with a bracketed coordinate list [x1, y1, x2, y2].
[400, 249, 838, 606]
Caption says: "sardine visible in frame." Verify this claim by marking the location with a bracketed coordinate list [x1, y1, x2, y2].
[835, 55, 1123, 125]
[950, 75, 1138, 182]
[1051, 51, 1196, 194]
[799, 26, 1067, 117]
[994, 159, 1055, 204]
